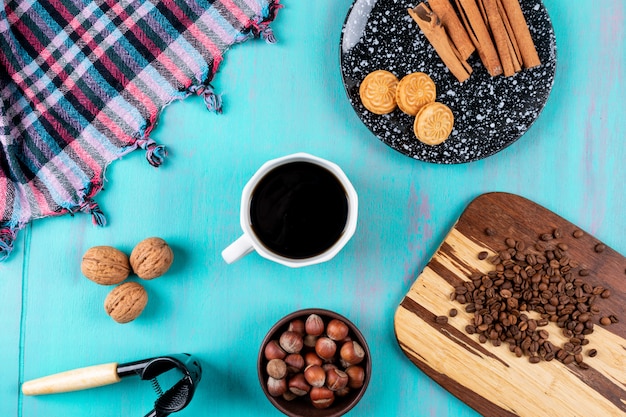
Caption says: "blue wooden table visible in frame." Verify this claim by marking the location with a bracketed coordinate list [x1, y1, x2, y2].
[2, 1, 625, 416]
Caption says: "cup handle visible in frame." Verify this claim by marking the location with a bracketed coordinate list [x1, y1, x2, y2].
[222, 234, 255, 264]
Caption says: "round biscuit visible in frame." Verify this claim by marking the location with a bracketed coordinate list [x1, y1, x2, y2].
[396, 72, 436, 116]
[413, 102, 454, 145]
[359, 70, 399, 115]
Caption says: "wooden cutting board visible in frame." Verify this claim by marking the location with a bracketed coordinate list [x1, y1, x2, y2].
[394, 192, 625, 417]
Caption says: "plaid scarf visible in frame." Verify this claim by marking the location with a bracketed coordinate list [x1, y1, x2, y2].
[0, 0, 281, 261]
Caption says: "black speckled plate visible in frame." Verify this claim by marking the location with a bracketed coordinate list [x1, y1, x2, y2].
[340, 0, 557, 164]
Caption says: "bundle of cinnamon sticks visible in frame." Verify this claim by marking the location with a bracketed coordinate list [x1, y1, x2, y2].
[408, 0, 541, 82]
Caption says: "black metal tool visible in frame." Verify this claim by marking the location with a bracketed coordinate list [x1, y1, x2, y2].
[22, 353, 202, 417]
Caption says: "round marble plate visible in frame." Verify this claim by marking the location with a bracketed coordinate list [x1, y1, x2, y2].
[340, 0, 557, 164]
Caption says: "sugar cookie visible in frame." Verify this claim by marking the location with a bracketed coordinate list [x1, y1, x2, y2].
[413, 102, 454, 145]
[395, 72, 436, 116]
[359, 70, 399, 115]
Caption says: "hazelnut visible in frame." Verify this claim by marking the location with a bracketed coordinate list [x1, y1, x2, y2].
[284, 353, 305, 373]
[104, 282, 148, 323]
[267, 376, 287, 397]
[310, 386, 335, 409]
[129, 237, 173, 280]
[322, 363, 338, 372]
[304, 365, 326, 388]
[345, 365, 365, 389]
[282, 391, 297, 401]
[315, 337, 337, 361]
[325, 367, 348, 391]
[305, 314, 325, 336]
[81, 246, 130, 285]
[288, 373, 310, 396]
[303, 334, 318, 348]
[340, 340, 365, 365]
[335, 386, 351, 397]
[326, 319, 350, 341]
[288, 319, 305, 336]
[264, 340, 287, 360]
[266, 359, 287, 380]
[304, 351, 323, 368]
[279, 331, 303, 354]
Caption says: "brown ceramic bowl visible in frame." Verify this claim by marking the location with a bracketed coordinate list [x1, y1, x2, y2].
[258, 308, 371, 417]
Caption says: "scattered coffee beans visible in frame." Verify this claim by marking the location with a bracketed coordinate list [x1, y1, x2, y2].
[453, 230, 617, 369]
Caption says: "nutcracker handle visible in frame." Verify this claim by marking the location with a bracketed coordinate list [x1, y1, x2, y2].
[22, 362, 120, 395]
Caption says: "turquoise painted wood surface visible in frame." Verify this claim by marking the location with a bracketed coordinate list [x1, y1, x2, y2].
[1, 1, 625, 416]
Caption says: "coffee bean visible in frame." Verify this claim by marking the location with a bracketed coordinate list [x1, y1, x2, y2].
[454, 230, 617, 368]
[587, 349, 597, 357]
[485, 228, 496, 236]
[435, 315, 448, 324]
[600, 317, 612, 326]
[540, 233, 553, 241]
[594, 243, 606, 253]
[601, 289, 611, 299]
[449, 308, 458, 317]
[577, 362, 590, 370]
[573, 230, 584, 238]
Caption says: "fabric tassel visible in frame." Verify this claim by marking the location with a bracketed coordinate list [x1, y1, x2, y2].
[137, 137, 168, 167]
[236, 2, 282, 44]
[260, 26, 277, 44]
[0, 227, 17, 262]
[79, 198, 107, 227]
[257, 1, 282, 43]
[249, 20, 277, 44]
[189, 84, 223, 113]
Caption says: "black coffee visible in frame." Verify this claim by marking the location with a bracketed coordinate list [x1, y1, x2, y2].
[250, 161, 349, 259]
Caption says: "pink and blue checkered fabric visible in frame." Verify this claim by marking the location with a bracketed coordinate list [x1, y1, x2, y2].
[0, 0, 281, 260]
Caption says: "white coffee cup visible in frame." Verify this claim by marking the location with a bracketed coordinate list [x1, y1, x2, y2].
[221, 153, 358, 268]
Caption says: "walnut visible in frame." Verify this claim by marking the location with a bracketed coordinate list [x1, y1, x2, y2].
[104, 282, 148, 323]
[81, 246, 130, 285]
[130, 237, 174, 279]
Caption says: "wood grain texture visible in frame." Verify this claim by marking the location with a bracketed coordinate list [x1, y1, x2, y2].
[0, 1, 625, 416]
[395, 192, 626, 417]
[22, 363, 120, 395]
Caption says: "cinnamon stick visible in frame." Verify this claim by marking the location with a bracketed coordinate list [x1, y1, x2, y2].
[500, 0, 541, 68]
[497, 0, 522, 67]
[456, 0, 502, 76]
[482, 0, 515, 76]
[408, 3, 472, 83]
[427, 0, 475, 61]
